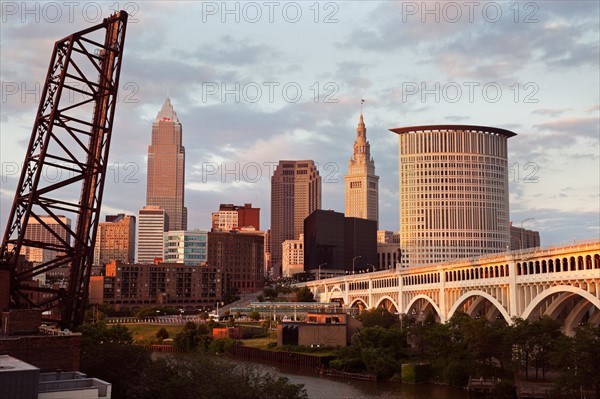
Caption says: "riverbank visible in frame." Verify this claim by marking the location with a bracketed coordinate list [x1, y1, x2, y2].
[155, 351, 470, 399]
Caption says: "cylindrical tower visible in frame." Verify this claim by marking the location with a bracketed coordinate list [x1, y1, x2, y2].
[389, 125, 516, 267]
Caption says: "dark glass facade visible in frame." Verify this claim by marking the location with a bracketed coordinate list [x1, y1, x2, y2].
[304, 210, 377, 273]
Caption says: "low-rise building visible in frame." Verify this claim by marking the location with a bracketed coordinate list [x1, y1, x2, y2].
[277, 310, 362, 348]
[377, 242, 402, 270]
[0, 355, 111, 399]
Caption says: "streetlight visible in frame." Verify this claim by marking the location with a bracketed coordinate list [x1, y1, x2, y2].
[318, 263, 327, 280]
[520, 218, 535, 250]
[352, 256, 362, 275]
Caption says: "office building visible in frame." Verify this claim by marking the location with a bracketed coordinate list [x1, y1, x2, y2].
[510, 222, 541, 250]
[264, 228, 271, 277]
[304, 209, 377, 274]
[137, 206, 168, 264]
[390, 125, 515, 267]
[345, 113, 379, 225]
[93, 214, 135, 266]
[211, 203, 260, 231]
[377, 230, 395, 244]
[146, 97, 187, 231]
[270, 161, 321, 278]
[22, 215, 71, 263]
[163, 230, 208, 265]
[282, 234, 304, 278]
[207, 230, 265, 294]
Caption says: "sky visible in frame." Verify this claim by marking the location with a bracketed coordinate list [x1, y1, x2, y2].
[1, 1, 599, 246]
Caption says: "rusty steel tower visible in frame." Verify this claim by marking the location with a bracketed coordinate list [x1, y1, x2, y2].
[0, 11, 128, 328]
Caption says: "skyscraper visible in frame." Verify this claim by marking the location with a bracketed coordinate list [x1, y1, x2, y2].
[270, 161, 321, 278]
[146, 97, 187, 231]
[23, 215, 71, 263]
[137, 206, 168, 264]
[390, 124, 515, 267]
[93, 214, 135, 266]
[345, 113, 379, 225]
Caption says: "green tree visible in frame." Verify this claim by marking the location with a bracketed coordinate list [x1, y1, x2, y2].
[529, 316, 561, 380]
[360, 308, 397, 328]
[262, 287, 278, 299]
[132, 356, 307, 399]
[155, 327, 169, 342]
[511, 318, 535, 380]
[78, 322, 133, 348]
[248, 311, 261, 321]
[292, 286, 315, 302]
[553, 324, 600, 398]
[425, 322, 452, 366]
[331, 326, 407, 378]
[173, 321, 212, 352]
[77, 322, 151, 399]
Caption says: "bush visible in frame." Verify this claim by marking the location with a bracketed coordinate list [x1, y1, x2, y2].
[248, 311, 261, 321]
[209, 338, 236, 353]
[443, 361, 470, 387]
[155, 327, 169, 341]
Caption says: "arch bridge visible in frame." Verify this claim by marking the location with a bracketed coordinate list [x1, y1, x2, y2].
[297, 240, 600, 334]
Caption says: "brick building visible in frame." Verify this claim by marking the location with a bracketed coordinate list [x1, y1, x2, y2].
[207, 230, 265, 295]
[89, 260, 222, 310]
[211, 203, 260, 231]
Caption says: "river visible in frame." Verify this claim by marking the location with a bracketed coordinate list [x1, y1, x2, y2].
[158, 352, 470, 399]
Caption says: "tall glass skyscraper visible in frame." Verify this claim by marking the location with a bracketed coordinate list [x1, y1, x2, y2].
[146, 97, 187, 231]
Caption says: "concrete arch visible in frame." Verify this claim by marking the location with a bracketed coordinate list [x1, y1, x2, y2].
[448, 290, 511, 323]
[349, 298, 368, 312]
[404, 294, 442, 321]
[327, 286, 344, 301]
[564, 298, 596, 335]
[375, 296, 399, 313]
[521, 285, 600, 321]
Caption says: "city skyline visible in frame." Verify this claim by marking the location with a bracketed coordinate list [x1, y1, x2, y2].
[1, 2, 598, 246]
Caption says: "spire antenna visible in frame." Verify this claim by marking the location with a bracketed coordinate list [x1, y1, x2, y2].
[361, 98, 365, 114]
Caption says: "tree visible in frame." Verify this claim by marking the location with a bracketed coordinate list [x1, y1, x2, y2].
[78, 322, 133, 348]
[173, 321, 212, 352]
[360, 308, 396, 328]
[292, 286, 314, 302]
[77, 322, 151, 399]
[425, 322, 452, 366]
[128, 355, 308, 399]
[553, 324, 600, 398]
[512, 318, 535, 380]
[529, 316, 561, 380]
[331, 326, 407, 378]
[155, 327, 169, 341]
[248, 311, 261, 321]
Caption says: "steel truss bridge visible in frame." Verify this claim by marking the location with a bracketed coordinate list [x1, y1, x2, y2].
[297, 240, 600, 334]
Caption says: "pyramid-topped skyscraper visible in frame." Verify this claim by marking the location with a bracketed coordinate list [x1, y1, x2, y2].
[146, 97, 187, 231]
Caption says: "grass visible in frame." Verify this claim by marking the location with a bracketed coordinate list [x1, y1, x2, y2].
[241, 337, 275, 349]
[240, 336, 336, 357]
[123, 323, 185, 344]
